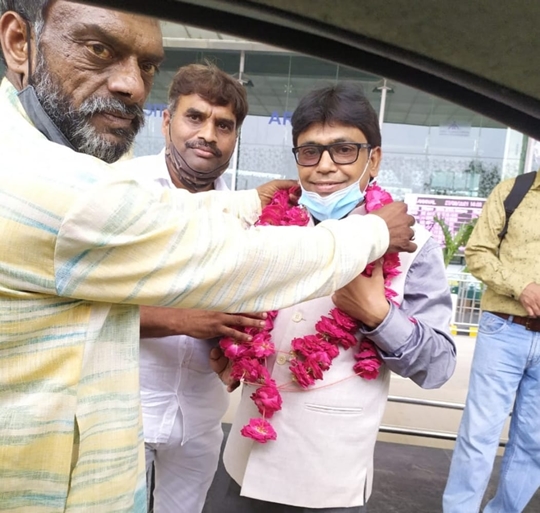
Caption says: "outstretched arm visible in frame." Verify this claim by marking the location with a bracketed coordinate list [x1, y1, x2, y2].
[54, 175, 393, 313]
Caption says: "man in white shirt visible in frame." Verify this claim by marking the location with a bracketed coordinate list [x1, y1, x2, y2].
[126, 63, 265, 513]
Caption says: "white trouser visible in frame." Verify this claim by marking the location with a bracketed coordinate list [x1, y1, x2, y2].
[146, 412, 224, 513]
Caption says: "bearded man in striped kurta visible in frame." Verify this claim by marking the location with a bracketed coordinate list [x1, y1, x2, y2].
[0, 1, 409, 511]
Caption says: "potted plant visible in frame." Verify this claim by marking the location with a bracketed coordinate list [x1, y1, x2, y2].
[432, 215, 479, 325]
[433, 215, 478, 267]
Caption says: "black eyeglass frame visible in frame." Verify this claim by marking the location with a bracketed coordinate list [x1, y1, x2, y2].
[291, 142, 372, 167]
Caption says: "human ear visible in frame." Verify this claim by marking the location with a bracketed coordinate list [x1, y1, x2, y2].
[161, 109, 171, 142]
[0, 12, 31, 86]
[369, 146, 382, 179]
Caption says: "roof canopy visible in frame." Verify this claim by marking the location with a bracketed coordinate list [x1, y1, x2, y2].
[80, 0, 540, 139]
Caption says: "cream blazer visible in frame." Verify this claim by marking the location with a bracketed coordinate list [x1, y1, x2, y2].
[224, 215, 431, 509]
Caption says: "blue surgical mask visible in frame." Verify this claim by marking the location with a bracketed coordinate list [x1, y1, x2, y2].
[298, 158, 371, 221]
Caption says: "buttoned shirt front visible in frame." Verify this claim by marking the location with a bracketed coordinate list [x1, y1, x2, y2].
[132, 152, 230, 445]
[465, 171, 540, 315]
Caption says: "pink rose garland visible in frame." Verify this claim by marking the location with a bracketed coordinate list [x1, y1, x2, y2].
[219, 184, 401, 443]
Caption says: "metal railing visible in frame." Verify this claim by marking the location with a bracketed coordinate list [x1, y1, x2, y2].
[447, 272, 485, 330]
[380, 395, 507, 447]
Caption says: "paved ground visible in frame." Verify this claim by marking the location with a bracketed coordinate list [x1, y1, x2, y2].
[203, 424, 540, 513]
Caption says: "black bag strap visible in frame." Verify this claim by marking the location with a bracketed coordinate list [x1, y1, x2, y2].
[498, 171, 537, 243]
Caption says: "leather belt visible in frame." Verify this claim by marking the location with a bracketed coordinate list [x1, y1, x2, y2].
[490, 312, 540, 332]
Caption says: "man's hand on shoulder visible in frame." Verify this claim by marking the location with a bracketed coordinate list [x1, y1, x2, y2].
[140, 306, 267, 340]
[370, 201, 417, 254]
[519, 283, 540, 317]
[256, 179, 299, 207]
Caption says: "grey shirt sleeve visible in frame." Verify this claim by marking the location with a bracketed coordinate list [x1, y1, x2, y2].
[358, 237, 456, 389]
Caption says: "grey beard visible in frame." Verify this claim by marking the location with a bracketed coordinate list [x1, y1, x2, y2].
[31, 56, 145, 163]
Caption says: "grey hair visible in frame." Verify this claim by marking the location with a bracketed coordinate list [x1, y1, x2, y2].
[0, 0, 50, 64]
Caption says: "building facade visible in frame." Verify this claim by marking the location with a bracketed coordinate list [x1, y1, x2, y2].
[133, 22, 540, 202]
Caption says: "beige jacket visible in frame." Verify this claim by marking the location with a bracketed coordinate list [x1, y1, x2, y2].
[224, 214, 431, 509]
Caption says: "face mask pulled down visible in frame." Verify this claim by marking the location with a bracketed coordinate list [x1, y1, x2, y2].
[165, 131, 230, 192]
[298, 156, 371, 221]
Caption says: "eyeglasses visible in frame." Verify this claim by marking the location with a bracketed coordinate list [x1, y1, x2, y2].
[292, 142, 371, 167]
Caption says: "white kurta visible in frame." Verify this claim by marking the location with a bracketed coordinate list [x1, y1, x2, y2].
[129, 151, 230, 446]
[130, 152, 230, 512]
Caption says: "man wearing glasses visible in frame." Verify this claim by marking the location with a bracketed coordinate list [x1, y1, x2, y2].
[294, 141, 374, 223]
[219, 82, 455, 513]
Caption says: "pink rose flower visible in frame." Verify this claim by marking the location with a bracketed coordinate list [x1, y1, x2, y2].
[251, 383, 283, 418]
[257, 204, 285, 226]
[247, 331, 275, 358]
[241, 417, 277, 443]
[283, 206, 310, 227]
[271, 189, 290, 208]
[231, 358, 271, 384]
[315, 317, 358, 348]
[336, 329, 359, 349]
[354, 341, 379, 360]
[263, 316, 275, 331]
[267, 310, 278, 319]
[289, 359, 315, 388]
[303, 355, 323, 380]
[353, 357, 382, 380]
[311, 351, 333, 371]
[304, 352, 333, 380]
[384, 254, 398, 265]
[291, 334, 324, 357]
[355, 350, 375, 360]
[292, 335, 340, 360]
[315, 316, 339, 337]
[244, 326, 261, 338]
[220, 337, 247, 360]
[319, 340, 340, 359]
[383, 254, 401, 283]
[365, 184, 393, 211]
[330, 308, 358, 331]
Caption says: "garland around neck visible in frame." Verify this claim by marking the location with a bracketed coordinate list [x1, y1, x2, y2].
[219, 183, 401, 443]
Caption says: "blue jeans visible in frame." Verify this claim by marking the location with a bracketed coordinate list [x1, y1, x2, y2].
[443, 312, 540, 513]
